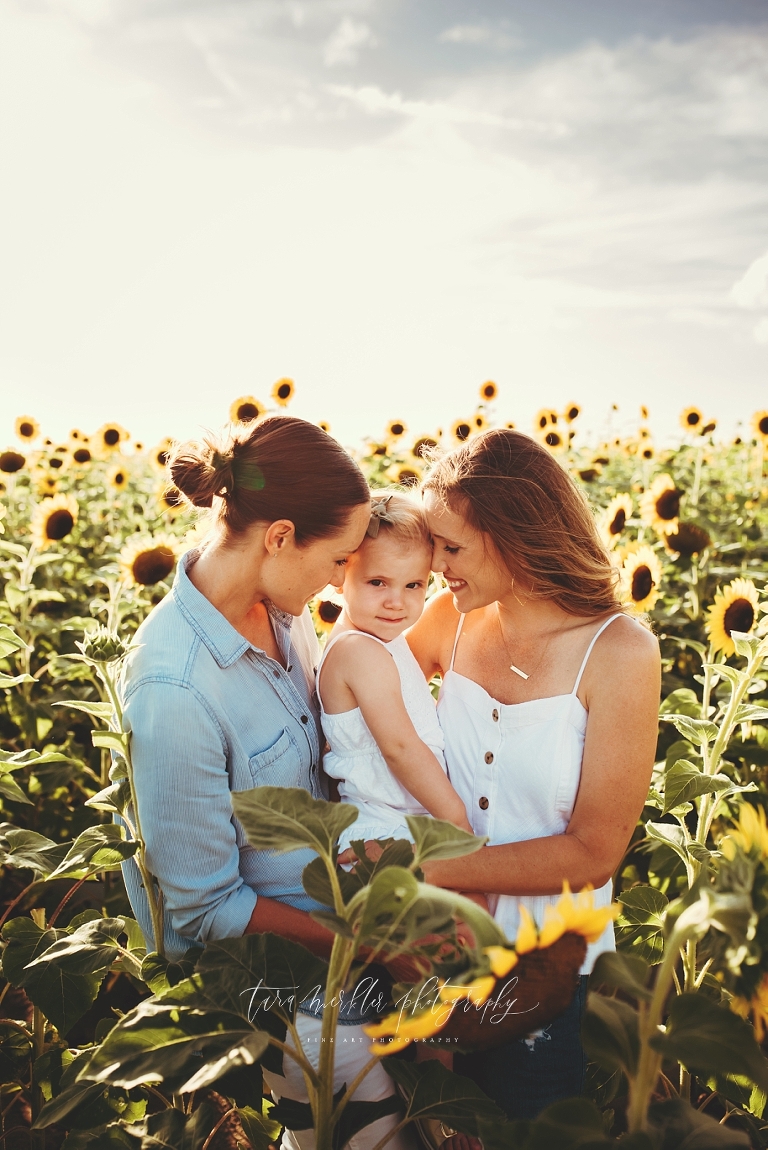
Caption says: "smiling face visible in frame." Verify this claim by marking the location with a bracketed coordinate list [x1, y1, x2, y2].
[423, 488, 512, 612]
[341, 532, 433, 641]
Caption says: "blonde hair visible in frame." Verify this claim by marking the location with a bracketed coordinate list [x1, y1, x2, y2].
[366, 490, 432, 551]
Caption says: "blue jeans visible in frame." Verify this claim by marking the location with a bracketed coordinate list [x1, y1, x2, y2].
[454, 975, 589, 1120]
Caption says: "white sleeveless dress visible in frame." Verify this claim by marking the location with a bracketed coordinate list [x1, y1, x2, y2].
[437, 613, 622, 974]
[317, 631, 448, 852]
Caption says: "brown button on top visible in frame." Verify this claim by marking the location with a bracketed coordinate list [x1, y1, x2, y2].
[272, 669, 280, 678]
[479, 796, 489, 810]
[300, 714, 309, 724]
[492, 708, 499, 722]
[484, 751, 494, 764]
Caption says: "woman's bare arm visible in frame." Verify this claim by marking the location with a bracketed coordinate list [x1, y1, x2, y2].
[245, 897, 335, 957]
[422, 620, 660, 895]
[406, 589, 459, 680]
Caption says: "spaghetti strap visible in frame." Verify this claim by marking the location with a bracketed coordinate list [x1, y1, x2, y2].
[448, 614, 466, 673]
[316, 630, 390, 711]
[571, 613, 623, 696]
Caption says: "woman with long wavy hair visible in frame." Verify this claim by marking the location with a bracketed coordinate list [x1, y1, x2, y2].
[408, 428, 660, 1120]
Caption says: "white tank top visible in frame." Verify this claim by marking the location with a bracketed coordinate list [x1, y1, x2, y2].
[317, 631, 447, 847]
[437, 612, 623, 974]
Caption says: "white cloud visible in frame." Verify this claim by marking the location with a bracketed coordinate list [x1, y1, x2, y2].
[323, 18, 375, 67]
[439, 23, 519, 49]
[731, 251, 768, 309]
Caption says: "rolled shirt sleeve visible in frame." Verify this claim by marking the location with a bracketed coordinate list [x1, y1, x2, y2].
[123, 679, 257, 948]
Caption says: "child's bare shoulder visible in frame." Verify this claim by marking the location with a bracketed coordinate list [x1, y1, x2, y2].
[322, 632, 396, 681]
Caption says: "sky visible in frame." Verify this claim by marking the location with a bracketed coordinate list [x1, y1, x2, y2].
[1, 0, 767, 454]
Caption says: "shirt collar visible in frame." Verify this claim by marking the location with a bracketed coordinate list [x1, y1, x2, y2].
[172, 548, 293, 669]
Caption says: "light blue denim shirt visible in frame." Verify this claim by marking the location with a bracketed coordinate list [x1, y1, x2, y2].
[119, 547, 326, 960]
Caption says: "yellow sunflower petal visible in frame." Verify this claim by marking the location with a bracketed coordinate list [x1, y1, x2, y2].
[705, 577, 759, 657]
[515, 904, 539, 954]
[438, 976, 496, 1006]
[483, 946, 518, 978]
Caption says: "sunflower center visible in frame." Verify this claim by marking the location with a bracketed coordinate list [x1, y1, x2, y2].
[567, 407, 580, 421]
[104, 428, 120, 446]
[760, 416, 768, 435]
[609, 509, 626, 535]
[545, 432, 561, 447]
[723, 598, 755, 636]
[163, 486, 183, 508]
[73, 448, 91, 464]
[655, 489, 680, 520]
[0, 451, 25, 473]
[19, 422, 34, 438]
[114, 472, 126, 485]
[132, 546, 175, 585]
[538, 415, 548, 429]
[318, 600, 342, 625]
[46, 510, 74, 540]
[390, 423, 405, 437]
[455, 423, 471, 441]
[237, 403, 259, 422]
[397, 469, 419, 488]
[686, 411, 700, 426]
[49, 456, 64, 469]
[156, 450, 169, 466]
[482, 384, 496, 399]
[277, 383, 291, 401]
[413, 437, 437, 459]
[631, 565, 653, 602]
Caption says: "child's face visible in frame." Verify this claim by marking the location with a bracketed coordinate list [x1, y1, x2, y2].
[341, 534, 432, 641]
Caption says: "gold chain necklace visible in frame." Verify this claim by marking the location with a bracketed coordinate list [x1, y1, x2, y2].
[496, 605, 552, 681]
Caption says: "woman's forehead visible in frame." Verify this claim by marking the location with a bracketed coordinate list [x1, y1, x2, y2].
[422, 489, 465, 531]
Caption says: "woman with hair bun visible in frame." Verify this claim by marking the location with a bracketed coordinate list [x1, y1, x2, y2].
[408, 428, 660, 1120]
[118, 416, 412, 1149]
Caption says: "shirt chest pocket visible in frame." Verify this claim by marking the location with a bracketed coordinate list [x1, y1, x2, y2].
[248, 727, 306, 789]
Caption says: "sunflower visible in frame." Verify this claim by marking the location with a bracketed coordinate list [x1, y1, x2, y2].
[68, 428, 87, 442]
[731, 973, 768, 1043]
[229, 397, 265, 424]
[108, 463, 129, 490]
[578, 467, 601, 483]
[680, 406, 703, 433]
[663, 522, 711, 558]
[640, 473, 681, 533]
[95, 423, 129, 454]
[479, 380, 498, 402]
[619, 544, 663, 613]
[411, 435, 438, 460]
[563, 402, 581, 423]
[640, 444, 655, 461]
[600, 494, 633, 547]
[721, 802, 768, 861]
[0, 449, 26, 473]
[271, 377, 295, 407]
[15, 416, 39, 442]
[751, 411, 768, 443]
[120, 535, 178, 586]
[705, 577, 759, 657]
[71, 444, 94, 466]
[505, 420, 516, 430]
[451, 419, 472, 442]
[386, 419, 407, 440]
[539, 428, 565, 453]
[386, 462, 423, 488]
[150, 438, 174, 470]
[514, 884, 619, 954]
[701, 419, 717, 435]
[45, 445, 70, 472]
[35, 475, 58, 498]
[31, 494, 78, 550]
[310, 590, 344, 635]
[317, 421, 332, 434]
[157, 484, 186, 517]
[534, 408, 558, 431]
[472, 412, 487, 432]
[640, 405, 649, 420]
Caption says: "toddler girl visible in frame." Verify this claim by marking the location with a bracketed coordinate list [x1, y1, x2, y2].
[317, 492, 473, 851]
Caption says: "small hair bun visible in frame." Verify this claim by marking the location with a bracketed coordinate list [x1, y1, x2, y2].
[169, 436, 236, 508]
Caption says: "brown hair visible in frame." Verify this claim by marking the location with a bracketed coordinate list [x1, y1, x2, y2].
[170, 416, 369, 543]
[423, 428, 621, 616]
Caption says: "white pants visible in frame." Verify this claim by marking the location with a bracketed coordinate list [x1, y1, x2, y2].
[262, 1012, 416, 1150]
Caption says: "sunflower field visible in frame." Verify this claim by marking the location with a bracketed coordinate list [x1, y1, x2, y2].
[1, 387, 768, 1148]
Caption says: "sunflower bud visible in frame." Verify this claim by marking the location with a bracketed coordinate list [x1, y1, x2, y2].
[79, 626, 130, 663]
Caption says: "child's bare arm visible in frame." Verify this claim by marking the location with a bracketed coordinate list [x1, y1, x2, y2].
[324, 636, 473, 833]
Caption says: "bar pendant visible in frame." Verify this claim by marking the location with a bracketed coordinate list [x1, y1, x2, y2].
[510, 664, 529, 680]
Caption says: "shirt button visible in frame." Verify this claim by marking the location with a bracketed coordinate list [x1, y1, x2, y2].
[287, 664, 293, 672]
[484, 752, 494, 764]
[492, 708, 499, 722]
[479, 796, 489, 810]
[300, 714, 309, 724]
[272, 669, 280, 679]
